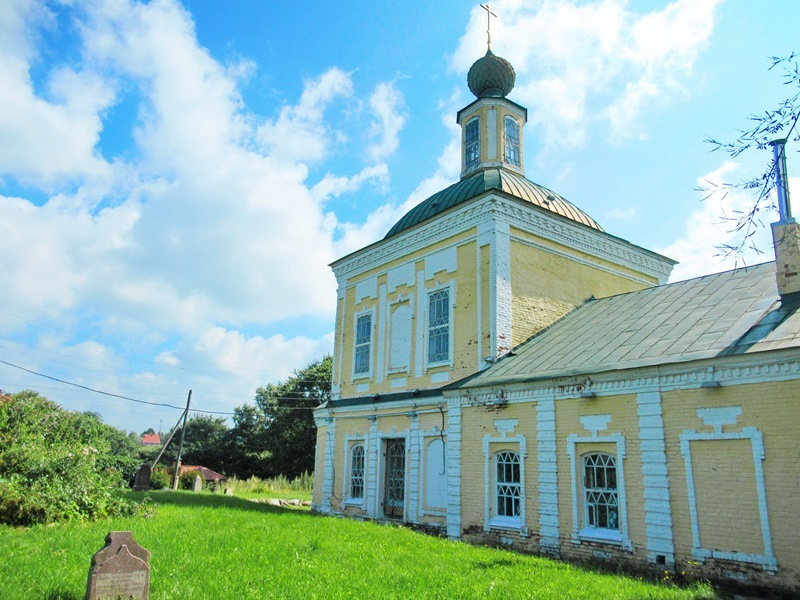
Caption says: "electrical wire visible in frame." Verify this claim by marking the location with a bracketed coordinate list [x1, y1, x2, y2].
[0, 358, 323, 414]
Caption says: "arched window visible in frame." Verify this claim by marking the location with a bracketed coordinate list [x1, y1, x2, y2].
[495, 451, 521, 517]
[504, 116, 520, 167]
[583, 453, 618, 530]
[350, 444, 365, 500]
[465, 118, 480, 169]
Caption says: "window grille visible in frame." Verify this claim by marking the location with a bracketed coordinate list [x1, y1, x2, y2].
[496, 451, 521, 517]
[354, 314, 371, 375]
[350, 445, 365, 499]
[504, 117, 520, 167]
[584, 453, 619, 529]
[427, 289, 449, 363]
[465, 119, 480, 169]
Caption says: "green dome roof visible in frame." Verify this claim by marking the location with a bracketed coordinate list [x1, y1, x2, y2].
[384, 169, 603, 239]
[467, 50, 516, 98]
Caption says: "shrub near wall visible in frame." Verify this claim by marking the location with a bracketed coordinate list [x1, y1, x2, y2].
[0, 391, 137, 526]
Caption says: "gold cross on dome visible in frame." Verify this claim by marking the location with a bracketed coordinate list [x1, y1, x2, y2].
[480, 3, 497, 50]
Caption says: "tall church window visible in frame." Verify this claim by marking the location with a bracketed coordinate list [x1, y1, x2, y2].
[427, 289, 450, 364]
[354, 313, 372, 376]
[583, 453, 618, 530]
[504, 116, 520, 167]
[465, 118, 480, 169]
[349, 444, 365, 500]
[496, 451, 521, 518]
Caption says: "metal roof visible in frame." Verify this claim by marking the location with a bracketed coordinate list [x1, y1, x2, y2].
[451, 262, 800, 389]
[384, 168, 604, 239]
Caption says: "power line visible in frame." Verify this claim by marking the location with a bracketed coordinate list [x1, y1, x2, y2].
[0, 358, 322, 414]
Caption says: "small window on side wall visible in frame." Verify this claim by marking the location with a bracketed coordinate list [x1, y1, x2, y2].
[427, 289, 450, 364]
[504, 116, 520, 167]
[583, 453, 618, 530]
[350, 444, 365, 500]
[354, 313, 372, 376]
[465, 118, 480, 169]
[496, 450, 521, 518]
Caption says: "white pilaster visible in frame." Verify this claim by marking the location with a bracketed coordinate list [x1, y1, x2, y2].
[321, 417, 337, 513]
[636, 391, 675, 565]
[408, 412, 421, 523]
[446, 400, 462, 539]
[366, 416, 379, 517]
[537, 394, 560, 555]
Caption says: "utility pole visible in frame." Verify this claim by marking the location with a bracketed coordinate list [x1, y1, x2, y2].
[171, 389, 192, 490]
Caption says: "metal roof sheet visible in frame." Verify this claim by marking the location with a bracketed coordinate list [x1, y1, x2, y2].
[384, 168, 603, 239]
[453, 262, 800, 389]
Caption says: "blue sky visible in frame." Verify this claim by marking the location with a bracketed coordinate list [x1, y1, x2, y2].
[1, 0, 798, 435]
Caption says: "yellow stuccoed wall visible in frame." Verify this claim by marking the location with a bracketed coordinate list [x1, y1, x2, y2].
[553, 394, 647, 557]
[336, 232, 486, 398]
[509, 232, 656, 347]
[662, 380, 800, 583]
[459, 402, 539, 535]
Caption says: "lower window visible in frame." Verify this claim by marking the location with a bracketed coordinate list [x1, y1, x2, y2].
[584, 453, 618, 530]
[495, 450, 521, 519]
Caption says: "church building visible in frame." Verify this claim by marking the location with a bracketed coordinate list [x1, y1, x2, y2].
[312, 36, 800, 594]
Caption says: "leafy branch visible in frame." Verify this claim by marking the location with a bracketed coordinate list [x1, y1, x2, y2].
[700, 52, 800, 258]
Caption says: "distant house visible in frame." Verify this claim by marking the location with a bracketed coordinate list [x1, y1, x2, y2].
[141, 433, 161, 446]
[179, 465, 227, 485]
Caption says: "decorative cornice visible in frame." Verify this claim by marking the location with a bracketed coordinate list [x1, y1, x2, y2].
[331, 193, 674, 286]
[442, 351, 800, 406]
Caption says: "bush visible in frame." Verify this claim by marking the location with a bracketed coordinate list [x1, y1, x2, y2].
[0, 391, 138, 526]
[179, 469, 204, 490]
[149, 468, 171, 490]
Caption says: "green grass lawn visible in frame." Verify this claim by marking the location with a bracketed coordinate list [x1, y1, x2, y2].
[0, 491, 716, 599]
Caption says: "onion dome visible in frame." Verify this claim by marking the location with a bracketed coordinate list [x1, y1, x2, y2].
[467, 49, 516, 98]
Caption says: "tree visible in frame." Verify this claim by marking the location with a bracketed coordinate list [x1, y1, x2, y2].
[704, 52, 799, 257]
[254, 356, 332, 479]
[162, 414, 228, 471]
[141, 427, 156, 436]
[222, 404, 271, 479]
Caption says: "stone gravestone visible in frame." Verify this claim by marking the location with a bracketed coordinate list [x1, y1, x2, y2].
[86, 531, 150, 600]
[132, 463, 151, 492]
[192, 475, 203, 493]
[224, 487, 233, 496]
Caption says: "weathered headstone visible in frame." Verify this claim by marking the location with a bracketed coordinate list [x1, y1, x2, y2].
[224, 487, 233, 496]
[132, 463, 151, 492]
[192, 475, 203, 493]
[86, 531, 150, 600]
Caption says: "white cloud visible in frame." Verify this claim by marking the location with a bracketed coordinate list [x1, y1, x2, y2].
[257, 68, 354, 164]
[451, 0, 722, 153]
[366, 82, 407, 163]
[656, 162, 776, 282]
[605, 207, 636, 220]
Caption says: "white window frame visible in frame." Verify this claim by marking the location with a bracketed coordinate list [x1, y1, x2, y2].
[352, 309, 374, 379]
[343, 436, 366, 506]
[567, 432, 631, 550]
[483, 421, 527, 533]
[464, 117, 480, 170]
[425, 285, 454, 369]
[583, 452, 620, 532]
[503, 116, 520, 167]
[680, 427, 776, 571]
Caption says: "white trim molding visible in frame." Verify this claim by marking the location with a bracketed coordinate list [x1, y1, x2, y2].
[320, 417, 337, 514]
[342, 434, 367, 507]
[679, 411, 776, 571]
[483, 418, 528, 535]
[567, 422, 632, 551]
